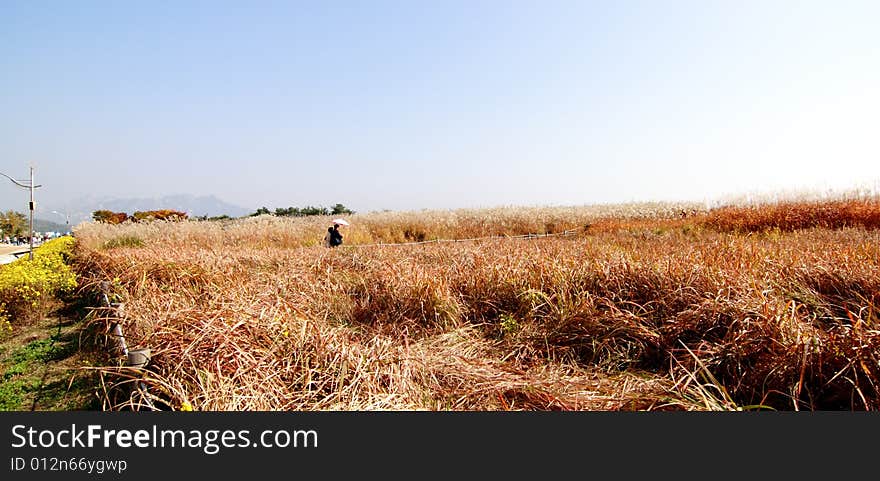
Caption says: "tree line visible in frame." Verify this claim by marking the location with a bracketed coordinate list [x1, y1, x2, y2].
[1, 203, 357, 232]
[250, 203, 354, 217]
[92, 209, 188, 224]
[90, 203, 355, 225]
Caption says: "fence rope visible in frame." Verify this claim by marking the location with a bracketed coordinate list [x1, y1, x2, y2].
[344, 228, 582, 248]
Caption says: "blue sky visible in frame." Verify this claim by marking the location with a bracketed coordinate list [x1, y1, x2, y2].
[2, 0, 879, 215]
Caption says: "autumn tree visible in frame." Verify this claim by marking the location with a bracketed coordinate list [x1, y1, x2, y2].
[0, 210, 27, 237]
[132, 210, 188, 222]
[92, 210, 129, 224]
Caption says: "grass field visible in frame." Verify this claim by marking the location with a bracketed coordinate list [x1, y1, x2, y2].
[0, 313, 102, 411]
[69, 198, 880, 411]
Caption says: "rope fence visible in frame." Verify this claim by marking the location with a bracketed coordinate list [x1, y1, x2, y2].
[347, 228, 582, 248]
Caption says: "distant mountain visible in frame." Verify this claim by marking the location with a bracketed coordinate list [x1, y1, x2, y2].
[41, 194, 252, 225]
[33, 218, 69, 233]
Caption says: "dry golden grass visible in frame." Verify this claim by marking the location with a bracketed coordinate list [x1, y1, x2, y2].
[71, 199, 880, 411]
[73, 201, 704, 250]
[702, 198, 880, 233]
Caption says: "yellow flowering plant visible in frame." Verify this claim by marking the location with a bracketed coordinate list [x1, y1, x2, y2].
[0, 236, 78, 330]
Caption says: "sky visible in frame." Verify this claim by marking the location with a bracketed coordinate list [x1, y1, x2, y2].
[2, 0, 879, 216]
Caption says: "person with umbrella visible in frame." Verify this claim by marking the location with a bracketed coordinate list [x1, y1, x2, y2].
[325, 218, 348, 247]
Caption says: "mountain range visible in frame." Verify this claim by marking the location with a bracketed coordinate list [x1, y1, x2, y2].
[36, 194, 254, 226]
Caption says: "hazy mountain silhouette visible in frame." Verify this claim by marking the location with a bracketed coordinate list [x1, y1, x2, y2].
[32, 218, 69, 233]
[40, 194, 252, 226]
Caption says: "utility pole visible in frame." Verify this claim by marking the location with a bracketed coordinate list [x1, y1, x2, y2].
[28, 167, 35, 258]
[1, 166, 42, 260]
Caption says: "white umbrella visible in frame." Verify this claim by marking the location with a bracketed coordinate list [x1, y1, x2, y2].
[332, 218, 350, 226]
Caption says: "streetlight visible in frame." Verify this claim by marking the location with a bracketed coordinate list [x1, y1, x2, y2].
[51, 210, 70, 234]
[0, 167, 42, 260]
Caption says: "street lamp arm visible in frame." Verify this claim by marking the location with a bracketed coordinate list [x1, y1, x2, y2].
[0, 171, 41, 189]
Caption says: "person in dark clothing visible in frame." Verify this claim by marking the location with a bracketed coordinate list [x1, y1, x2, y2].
[327, 224, 343, 247]
[324, 227, 333, 247]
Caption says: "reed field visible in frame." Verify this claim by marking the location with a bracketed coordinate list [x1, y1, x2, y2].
[70, 198, 880, 411]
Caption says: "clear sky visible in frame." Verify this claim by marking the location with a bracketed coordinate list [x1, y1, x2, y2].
[2, 0, 879, 215]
